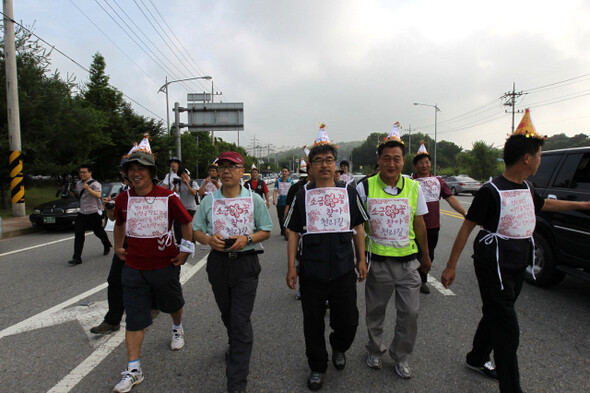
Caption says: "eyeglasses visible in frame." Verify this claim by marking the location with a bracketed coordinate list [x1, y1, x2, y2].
[218, 164, 244, 171]
[311, 157, 336, 166]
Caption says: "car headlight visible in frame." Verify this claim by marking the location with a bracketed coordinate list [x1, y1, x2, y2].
[33, 209, 41, 215]
[65, 208, 80, 214]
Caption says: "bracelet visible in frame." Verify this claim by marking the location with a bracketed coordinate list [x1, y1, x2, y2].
[180, 239, 195, 257]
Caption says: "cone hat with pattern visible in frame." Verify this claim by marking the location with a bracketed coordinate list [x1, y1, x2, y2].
[379, 122, 404, 146]
[512, 108, 545, 140]
[415, 141, 429, 157]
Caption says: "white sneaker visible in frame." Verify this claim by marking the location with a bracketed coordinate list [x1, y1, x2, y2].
[113, 369, 144, 392]
[170, 327, 185, 350]
[366, 351, 382, 369]
[395, 361, 412, 379]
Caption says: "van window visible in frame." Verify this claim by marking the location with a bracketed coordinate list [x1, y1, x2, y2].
[570, 153, 590, 190]
[530, 154, 560, 188]
[552, 153, 582, 188]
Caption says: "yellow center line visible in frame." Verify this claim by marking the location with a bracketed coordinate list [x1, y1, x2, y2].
[441, 209, 465, 219]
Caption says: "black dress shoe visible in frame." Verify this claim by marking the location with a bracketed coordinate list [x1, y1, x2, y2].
[332, 351, 346, 370]
[68, 259, 82, 265]
[307, 372, 324, 391]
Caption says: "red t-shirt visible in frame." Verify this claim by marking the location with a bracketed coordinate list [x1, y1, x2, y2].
[115, 185, 192, 270]
[412, 174, 453, 229]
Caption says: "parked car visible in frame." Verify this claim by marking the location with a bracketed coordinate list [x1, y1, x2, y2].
[525, 147, 590, 287]
[29, 181, 124, 230]
[445, 175, 481, 195]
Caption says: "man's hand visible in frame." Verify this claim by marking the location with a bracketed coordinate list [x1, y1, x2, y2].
[357, 259, 367, 282]
[208, 234, 226, 251]
[115, 247, 126, 261]
[420, 255, 432, 275]
[226, 235, 248, 251]
[286, 266, 298, 289]
[441, 266, 455, 288]
[172, 252, 190, 266]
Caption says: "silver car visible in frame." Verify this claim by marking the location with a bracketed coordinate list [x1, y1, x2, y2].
[445, 175, 481, 196]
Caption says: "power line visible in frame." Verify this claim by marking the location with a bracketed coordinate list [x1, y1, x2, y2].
[0, 11, 164, 121]
[68, 0, 159, 87]
[145, 0, 224, 99]
[96, 0, 194, 92]
[132, 0, 210, 93]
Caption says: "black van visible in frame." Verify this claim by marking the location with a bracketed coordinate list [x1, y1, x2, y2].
[526, 147, 590, 287]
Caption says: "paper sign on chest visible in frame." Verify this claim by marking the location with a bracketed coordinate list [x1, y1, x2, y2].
[367, 197, 411, 247]
[126, 196, 170, 238]
[305, 187, 351, 233]
[497, 189, 536, 238]
[416, 177, 440, 203]
[278, 181, 291, 196]
[212, 197, 254, 238]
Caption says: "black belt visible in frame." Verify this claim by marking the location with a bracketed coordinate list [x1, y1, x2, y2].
[212, 249, 264, 259]
[369, 253, 417, 263]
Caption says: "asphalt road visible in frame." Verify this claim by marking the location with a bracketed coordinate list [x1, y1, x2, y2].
[0, 194, 589, 393]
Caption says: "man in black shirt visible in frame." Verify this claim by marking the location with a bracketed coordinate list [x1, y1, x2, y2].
[285, 143, 368, 391]
[442, 109, 590, 393]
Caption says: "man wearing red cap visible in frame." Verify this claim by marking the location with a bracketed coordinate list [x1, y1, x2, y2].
[194, 151, 272, 393]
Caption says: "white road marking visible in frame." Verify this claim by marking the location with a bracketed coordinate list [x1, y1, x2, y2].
[0, 282, 108, 339]
[0, 233, 96, 257]
[0, 236, 75, 257]
[46, 255, 208, 393]
[427, 274, 456, 296]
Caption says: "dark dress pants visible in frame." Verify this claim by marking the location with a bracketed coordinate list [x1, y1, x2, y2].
[73, 212, 111, 260]
[467, 262, 524, 393]
[276, 205, 286, 235]
[104, 253, 125, 326]
[206, 251, 261, 392]
[417, 227, 439, 283]
[300, 270, 359, 373]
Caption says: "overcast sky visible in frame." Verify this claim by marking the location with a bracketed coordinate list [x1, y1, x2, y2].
[12, 0, 590, 155]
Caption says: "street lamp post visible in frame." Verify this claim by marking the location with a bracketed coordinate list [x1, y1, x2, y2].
[413, 102, 441, 175]
[158, 75, 212, 134]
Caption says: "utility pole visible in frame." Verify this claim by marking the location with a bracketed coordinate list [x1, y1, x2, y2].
[501, 82, 526, 132]
[4, 0, 25, 216]
[407, 124, 413, 155]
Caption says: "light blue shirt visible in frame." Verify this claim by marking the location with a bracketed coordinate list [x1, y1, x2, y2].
[193, 186, 273, 251]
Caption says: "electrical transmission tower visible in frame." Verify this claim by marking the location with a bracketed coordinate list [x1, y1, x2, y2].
[501, 82, 526, 132]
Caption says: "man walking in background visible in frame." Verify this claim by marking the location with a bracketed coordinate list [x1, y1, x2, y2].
[68, 164, 112, 265]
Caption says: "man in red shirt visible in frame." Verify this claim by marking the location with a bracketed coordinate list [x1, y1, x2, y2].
[112, 149, 193, 393]
[244, 166, 270, 208]
[412, 143, 467, 293]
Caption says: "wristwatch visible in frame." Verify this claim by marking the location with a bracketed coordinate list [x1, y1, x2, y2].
[246, 234, 253, 245]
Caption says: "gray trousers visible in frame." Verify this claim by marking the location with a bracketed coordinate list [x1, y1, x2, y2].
[365, 259, 421, 363]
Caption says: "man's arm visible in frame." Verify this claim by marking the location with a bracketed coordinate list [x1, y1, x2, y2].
[542, 199, 590, 212]
[198, 178, 210, 197]
[172, 222, 194, 266]
[413, 215, 432, 274]
[272, 188, 278, 205]
[286, 229, 299, 289]
[85, 182, 102, 199]
[352, 223, 367, 282]
[441, 219, 477, 288]
[113, 222, 126, 261]
[445, 195, 467, 217]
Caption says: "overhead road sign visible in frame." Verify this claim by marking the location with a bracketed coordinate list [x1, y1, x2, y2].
[186, 102, 244, 131]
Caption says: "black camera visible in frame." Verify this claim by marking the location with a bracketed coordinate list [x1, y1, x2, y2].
[173, 177, 182, 185]
[224, 238, 237, 248]
[105, 201, 115, 209]
[211, 176, 219, 181]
